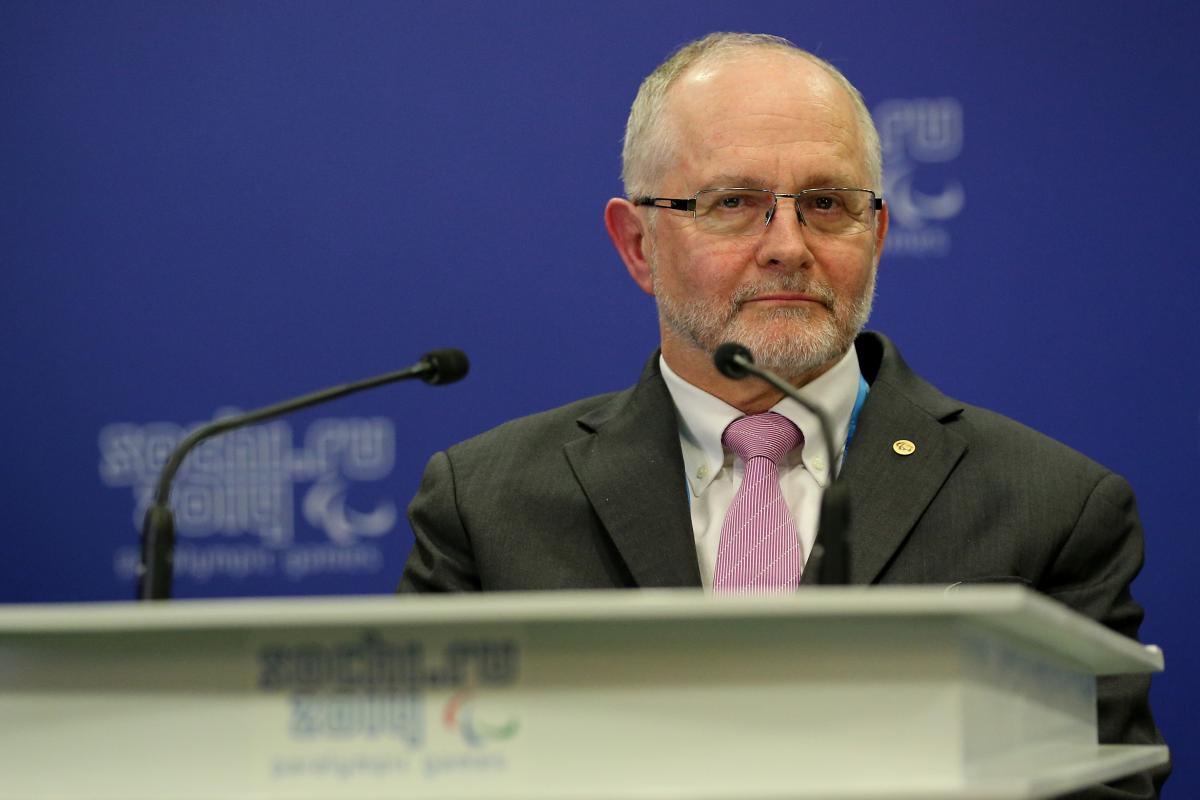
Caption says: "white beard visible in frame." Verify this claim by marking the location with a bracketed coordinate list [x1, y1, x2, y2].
[653, 267, 876, 381]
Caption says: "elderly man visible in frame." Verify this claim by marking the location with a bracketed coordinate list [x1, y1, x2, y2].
[399, 32, 1166, 798]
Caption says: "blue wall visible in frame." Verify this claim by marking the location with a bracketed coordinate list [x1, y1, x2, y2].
[3, 2, 1196, 793]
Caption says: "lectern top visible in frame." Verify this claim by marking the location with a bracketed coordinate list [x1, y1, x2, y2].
[0, 585, 1161, 675]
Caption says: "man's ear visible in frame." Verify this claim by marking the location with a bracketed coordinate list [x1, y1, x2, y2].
[872, 200, 889, 266]
[604, 198, 655, 296]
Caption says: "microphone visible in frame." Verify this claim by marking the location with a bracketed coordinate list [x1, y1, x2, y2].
[138, 349, 469, 601]
[420, 348, 469, 385]
[713, 343, 851, 585]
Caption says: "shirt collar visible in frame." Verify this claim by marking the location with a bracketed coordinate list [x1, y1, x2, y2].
[660, 345, 863, 497]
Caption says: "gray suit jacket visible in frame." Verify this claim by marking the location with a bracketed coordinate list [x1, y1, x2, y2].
[399, 332, 1167, 799]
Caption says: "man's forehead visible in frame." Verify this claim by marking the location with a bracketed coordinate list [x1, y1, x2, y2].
[665, 54, 857, 145]
[658, 51, 867, 187]
[673, 50, 838, 103]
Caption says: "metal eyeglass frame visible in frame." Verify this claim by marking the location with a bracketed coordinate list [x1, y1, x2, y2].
[633, 187, 883, 235]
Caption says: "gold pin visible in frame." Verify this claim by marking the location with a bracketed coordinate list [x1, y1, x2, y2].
[892, 439, 916, 456]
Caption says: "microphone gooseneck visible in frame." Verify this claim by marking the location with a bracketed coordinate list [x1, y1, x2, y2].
[139, 348, 470, 601]
[713, 342, 851, 585]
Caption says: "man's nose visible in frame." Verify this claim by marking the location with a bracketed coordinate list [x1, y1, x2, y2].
[757, 197, 814, 270]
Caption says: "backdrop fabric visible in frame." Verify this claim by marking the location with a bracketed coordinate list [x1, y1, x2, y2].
[2, 2, 1196, 794]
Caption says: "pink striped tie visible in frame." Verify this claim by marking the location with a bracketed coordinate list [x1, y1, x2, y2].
[713, 412, 803, 592]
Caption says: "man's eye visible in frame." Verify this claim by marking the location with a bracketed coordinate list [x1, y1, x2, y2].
[714, 193, 768, 211]
[718, 194, 764, 210]
[697, 191, 771, 217]
[805, 194, 844, 213]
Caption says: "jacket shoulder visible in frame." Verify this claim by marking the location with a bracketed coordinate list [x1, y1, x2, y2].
[859, 330, 1115, 485]
[443, 387, 632, 467]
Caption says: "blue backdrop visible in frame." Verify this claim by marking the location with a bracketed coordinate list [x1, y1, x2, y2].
[2, 1, 1196, 793]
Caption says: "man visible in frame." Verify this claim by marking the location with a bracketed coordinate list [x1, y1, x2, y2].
[399, 33, 1166, 798]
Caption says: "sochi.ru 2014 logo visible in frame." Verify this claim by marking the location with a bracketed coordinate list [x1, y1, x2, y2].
[443, 690, 520, 747]
[99, 415, 399, 585]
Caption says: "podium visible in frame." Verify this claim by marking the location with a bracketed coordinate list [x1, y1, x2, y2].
[0, 586, 1167, 799]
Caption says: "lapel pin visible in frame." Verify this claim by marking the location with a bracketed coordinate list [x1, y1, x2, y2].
[892, 439, 916, 456]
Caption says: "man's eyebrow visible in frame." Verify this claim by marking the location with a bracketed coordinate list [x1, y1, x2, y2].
[801, 174, 862, 189]
[697, 173, 865, 192]
[698, 175, 771, 190]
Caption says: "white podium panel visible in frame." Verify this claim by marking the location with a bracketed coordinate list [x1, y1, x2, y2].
[0, 587, 1167, 799]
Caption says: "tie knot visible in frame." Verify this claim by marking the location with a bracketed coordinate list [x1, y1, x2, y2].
[722, 412, 803, 466]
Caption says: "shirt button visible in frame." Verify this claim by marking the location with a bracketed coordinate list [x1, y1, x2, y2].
[811, 455, 826, 472]
[696, 464, 710, 479]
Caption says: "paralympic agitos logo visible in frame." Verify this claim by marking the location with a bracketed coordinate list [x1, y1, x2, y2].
[443, 690, 521, 747]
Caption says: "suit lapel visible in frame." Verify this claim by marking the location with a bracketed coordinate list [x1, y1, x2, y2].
[563, 356, 701, 588]
[562, 336, 962, 589]
[821, 334, 967, 584]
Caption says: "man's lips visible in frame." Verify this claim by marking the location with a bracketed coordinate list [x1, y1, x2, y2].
[744, 293, 822, 304]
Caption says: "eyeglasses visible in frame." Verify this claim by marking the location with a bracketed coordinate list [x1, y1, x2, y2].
[634, 188, 882, 237]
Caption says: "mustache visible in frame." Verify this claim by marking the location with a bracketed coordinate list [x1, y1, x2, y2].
[730, 278, 837, 309]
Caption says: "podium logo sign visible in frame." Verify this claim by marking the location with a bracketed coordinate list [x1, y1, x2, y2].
[259, 631, 522, 783]
[98, 412, 398, 587]
[875, 97, 965, 258]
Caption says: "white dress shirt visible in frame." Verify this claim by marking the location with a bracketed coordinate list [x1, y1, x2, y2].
[659, 347, 863, 589]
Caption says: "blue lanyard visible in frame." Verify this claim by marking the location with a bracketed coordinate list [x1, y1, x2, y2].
[843, 374, 870, 456]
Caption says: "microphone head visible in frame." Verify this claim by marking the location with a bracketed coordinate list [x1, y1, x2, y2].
[420, 349, 470, 385]
[713, 342, 753, 379]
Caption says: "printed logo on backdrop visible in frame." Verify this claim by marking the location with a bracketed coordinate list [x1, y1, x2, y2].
[874, 97, 965, 257]
[260, 632, 521, 782]
[98, 411, 397, 586]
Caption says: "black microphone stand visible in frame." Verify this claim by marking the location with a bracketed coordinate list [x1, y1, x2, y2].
[138, 349, 468, 601]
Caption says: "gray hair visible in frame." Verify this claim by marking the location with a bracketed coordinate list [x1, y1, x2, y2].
[621, 32, 882, 199]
